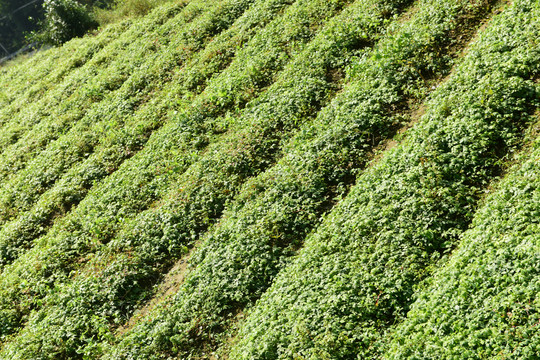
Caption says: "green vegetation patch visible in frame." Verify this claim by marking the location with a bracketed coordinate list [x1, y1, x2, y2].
[0, 0, 537, 358]
[384, 127, 540, 359]
[229, 0, 540, 358]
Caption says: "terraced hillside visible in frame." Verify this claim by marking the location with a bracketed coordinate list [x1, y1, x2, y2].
[0, 0, 538, 358]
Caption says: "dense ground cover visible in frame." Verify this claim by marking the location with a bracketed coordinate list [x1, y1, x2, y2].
[0, 0, 537, 358]
[0, 0, 285, 266]
[228, 0, 539, 357]
[0, 22, 128, 124]
[0, 2, 188, 147]
[104, 0, 506, 357]
[0, 0, 227, 220]
[384, 126, 540, 359]
[0, 0, 357, 357]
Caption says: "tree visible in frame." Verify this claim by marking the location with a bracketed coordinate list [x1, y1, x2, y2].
[37, 0, 97, 45]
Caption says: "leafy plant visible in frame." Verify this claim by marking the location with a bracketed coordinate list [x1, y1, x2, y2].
[0, 0, 537, 358]
[94, 0, 172, 25]
[38, 0, 98, 45]
[385, 134, 540, 359]
[229, 0, 539, 358]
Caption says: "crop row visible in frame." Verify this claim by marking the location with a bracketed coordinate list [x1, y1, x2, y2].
[384, 123, 540, 359]
[0, 0, 266, 266]
[0, 0, 295, 267]
[96, 0, 504, 358]
[0, 0, 260, 342]
[0, 25, 125, 146]
[0, 2, 187, 153]
[0, 3, 189, 100]
[228, 0, 540, 358]
[0, 20, 132, 120]
[0, 0, 225, 202]
[5, 0, 410, 357]
[0, 0, 353, 355]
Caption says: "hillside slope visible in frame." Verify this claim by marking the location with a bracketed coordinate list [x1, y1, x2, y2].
[0, 0, 538, 358]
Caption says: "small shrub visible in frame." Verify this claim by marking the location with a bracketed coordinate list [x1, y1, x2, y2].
[39, 0, 98, 45]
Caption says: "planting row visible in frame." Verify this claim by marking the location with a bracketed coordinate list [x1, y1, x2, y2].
[0, 20, 131, 121]
[0, 0, 264, 264]
[0, 2, 187, 151]
[384, 124, 540, 359]
[0, 0, 295, 267]
[98, 0, 503, 358]
[229, 0, 540, 358]
[4, 0, 409, 357]
[0, 0, 353, 355]
[0, 0, 227, 197]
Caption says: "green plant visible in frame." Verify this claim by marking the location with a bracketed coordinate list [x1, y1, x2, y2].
[106, 0, 508, 358]
[94, 0, 172, 25]
[385, 134, 540, 359]
[0, 0, 357, 357]
[39, 0, 98, 45]
[229, 0, 539, 357]
[0, 0, 537, 358]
